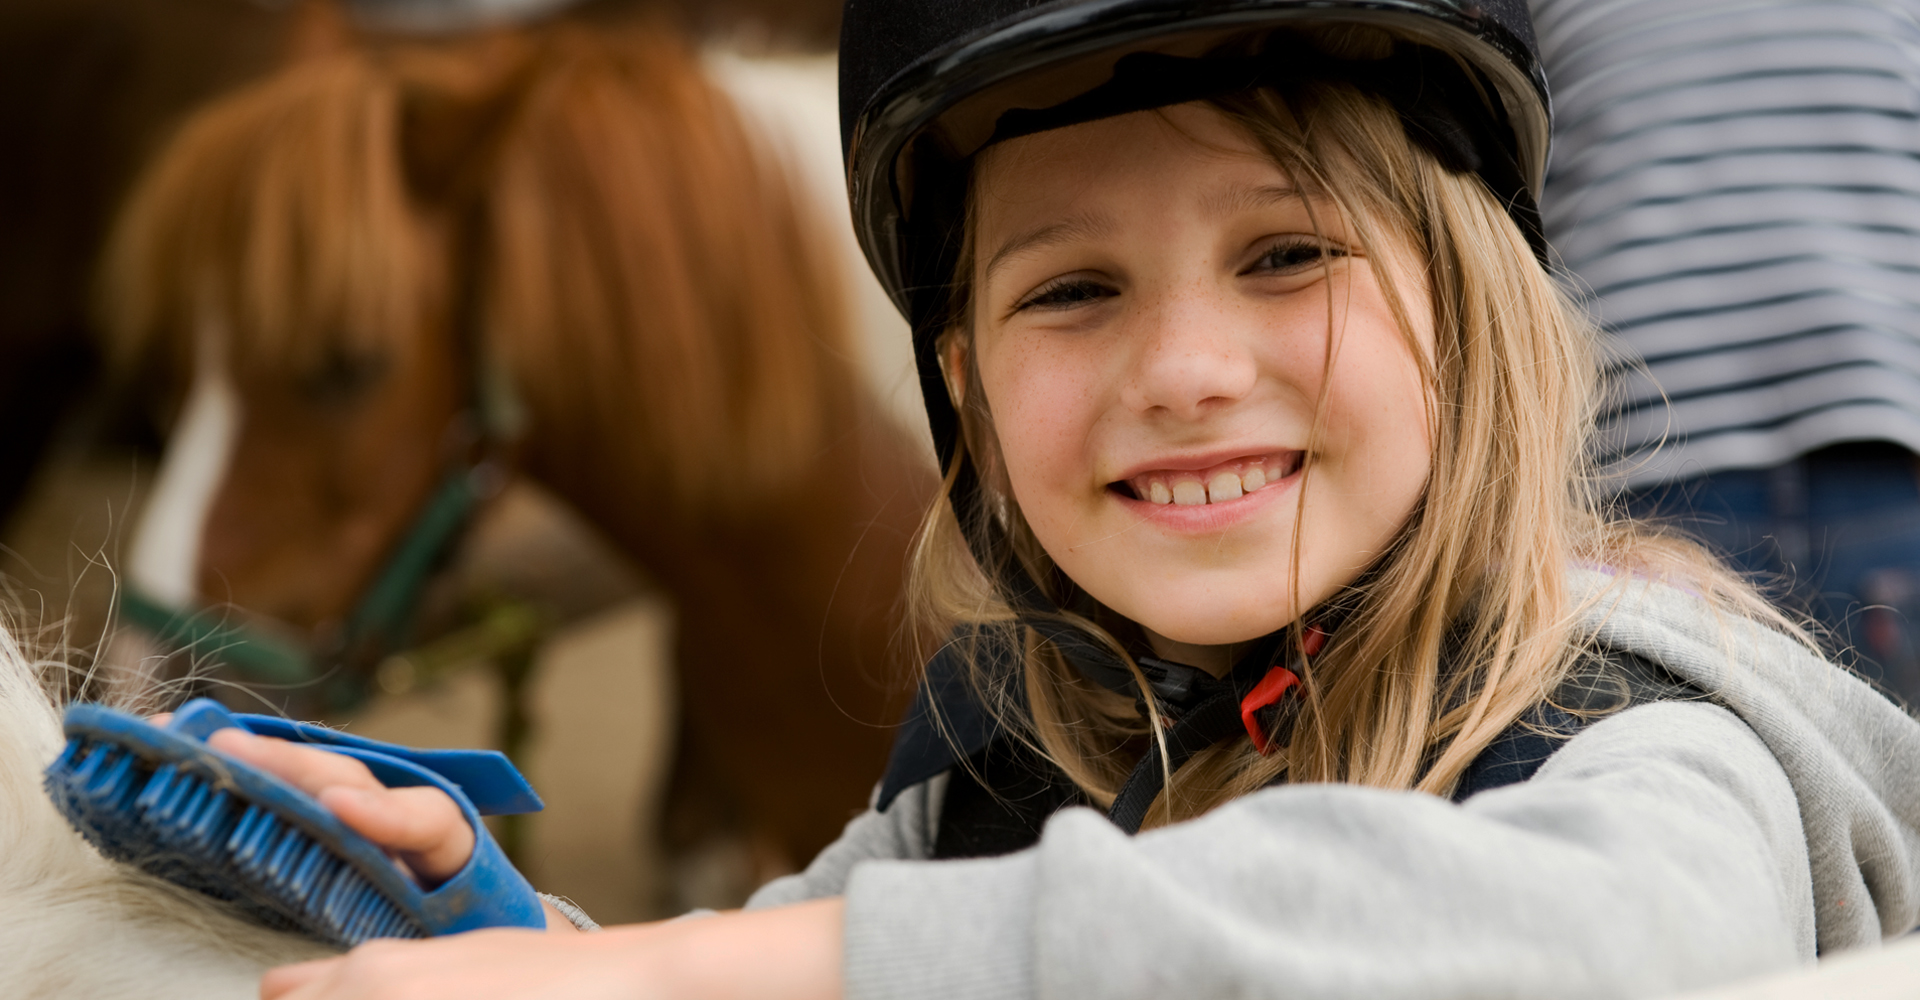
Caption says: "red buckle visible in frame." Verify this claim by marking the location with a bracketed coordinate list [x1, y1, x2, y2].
[1302, 624, 1328, 657]
[1238, 626, 1323, 754]
[1239, 665, 1300, 754]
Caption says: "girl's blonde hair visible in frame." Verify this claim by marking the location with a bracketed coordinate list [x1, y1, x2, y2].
[909, 57, 1794, 827]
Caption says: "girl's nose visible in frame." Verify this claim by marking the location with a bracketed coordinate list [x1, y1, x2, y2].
[1118, 293, 1259, 419]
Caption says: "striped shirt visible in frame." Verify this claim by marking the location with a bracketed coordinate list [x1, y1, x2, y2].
[1533, 0, 1920, 486]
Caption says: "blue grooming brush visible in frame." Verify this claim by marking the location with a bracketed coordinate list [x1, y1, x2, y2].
[43, 698, 547, 947]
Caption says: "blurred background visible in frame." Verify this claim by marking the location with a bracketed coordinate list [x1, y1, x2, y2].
[0, 0, 934, 923]
[11, 0, 1919, 936]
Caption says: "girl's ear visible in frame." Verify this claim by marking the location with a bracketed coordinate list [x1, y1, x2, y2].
[942, 336, 970, 408]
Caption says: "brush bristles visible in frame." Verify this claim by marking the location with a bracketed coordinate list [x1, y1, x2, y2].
[45, 735, 426, 948]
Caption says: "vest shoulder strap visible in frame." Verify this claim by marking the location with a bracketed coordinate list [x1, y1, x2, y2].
[1448, 647, 1704, 801]
[895, 643, 1705, 858]
[933, 736, 1088, 859]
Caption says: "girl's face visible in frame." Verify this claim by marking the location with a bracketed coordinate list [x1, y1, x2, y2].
[968, 103, 1434, 664]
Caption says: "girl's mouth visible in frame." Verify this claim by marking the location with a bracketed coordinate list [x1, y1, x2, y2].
[1112, 452, 1303, 506]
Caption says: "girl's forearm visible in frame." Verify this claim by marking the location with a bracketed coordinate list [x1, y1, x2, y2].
[260, 898, 845, 1000]
[609, 898, 846, 1000]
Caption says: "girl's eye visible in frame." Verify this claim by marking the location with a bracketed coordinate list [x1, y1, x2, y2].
[1246, 238, 1347, 276]
[1015, 277, 1116, 312]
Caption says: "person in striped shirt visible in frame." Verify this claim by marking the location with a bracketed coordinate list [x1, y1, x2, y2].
[1538, 0, 1920, 705]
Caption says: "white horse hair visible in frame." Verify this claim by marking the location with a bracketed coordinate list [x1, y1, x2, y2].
[0, 622, 330, 999]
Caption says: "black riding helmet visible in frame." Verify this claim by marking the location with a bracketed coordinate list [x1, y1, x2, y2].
[845, 0, 1555, 816]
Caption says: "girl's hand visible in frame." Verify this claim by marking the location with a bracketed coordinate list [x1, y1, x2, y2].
[207, 726, 581, 932]
[207, 728, 474, 885]
[260, 898, 846, 1000]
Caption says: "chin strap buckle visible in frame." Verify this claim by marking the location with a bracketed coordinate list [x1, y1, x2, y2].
[1239, 625, 1326, 754]
[1239, 666, 1300, 754]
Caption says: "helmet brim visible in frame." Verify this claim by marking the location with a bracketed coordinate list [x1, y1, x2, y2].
[845, 0, 1551, 322]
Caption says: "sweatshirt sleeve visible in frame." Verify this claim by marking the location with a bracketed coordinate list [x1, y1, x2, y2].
[839, 700, 1817, 1000]
[745, 772, 946, 910]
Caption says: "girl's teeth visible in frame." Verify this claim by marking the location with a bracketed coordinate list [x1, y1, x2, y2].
[1128, 456, 1293, 506]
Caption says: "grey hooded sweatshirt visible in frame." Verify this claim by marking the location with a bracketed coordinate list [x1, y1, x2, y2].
[747, 571, 1920, 999]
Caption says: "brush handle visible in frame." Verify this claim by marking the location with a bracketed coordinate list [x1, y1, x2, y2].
[168, 700, 542, 815]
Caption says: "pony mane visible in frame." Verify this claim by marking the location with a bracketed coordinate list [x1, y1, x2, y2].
[99, 49, 440, 384]
[99, 20, 858, 511]
[484, 24, 857, 509]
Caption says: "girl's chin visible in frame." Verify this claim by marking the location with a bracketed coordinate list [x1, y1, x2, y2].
[1112, 592, 1303, 650]
[1121, 610, 1290, 652]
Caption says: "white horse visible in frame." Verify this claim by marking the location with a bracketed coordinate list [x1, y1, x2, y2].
[0, 623, 328, 998]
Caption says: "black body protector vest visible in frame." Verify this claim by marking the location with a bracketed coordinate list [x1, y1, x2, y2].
[878, 638, 1704, 859]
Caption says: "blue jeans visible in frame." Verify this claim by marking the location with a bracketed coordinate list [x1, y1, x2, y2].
[1624, 442, 1920, 707]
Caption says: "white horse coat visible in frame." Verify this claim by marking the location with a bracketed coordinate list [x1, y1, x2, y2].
[0, 624, 330, 998]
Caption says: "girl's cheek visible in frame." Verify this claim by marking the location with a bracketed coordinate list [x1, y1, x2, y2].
[983, 340, 1084, 448]
[994, 396, 1078, 504]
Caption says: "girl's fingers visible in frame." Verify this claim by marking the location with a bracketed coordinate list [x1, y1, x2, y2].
[209, 729, 385, 799]
[209, 728, 477, 884]
[318, 785, 475, 884]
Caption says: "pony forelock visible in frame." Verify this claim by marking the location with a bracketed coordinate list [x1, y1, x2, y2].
[100, 21, 858, 513]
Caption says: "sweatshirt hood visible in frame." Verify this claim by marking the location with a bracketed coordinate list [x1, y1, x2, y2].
[1572, 569, 1920, 949]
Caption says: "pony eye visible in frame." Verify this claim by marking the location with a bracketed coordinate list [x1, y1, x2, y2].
[299, 348, 389, 405]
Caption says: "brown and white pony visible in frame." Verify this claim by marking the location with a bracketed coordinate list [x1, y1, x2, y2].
[0, 0, 847, 532]
[99, 18, 934, 883]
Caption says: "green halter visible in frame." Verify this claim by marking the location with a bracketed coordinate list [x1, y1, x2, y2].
[115, 458, 495, 706]
[117, 350, 530, 709]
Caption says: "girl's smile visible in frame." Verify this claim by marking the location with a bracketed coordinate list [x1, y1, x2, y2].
[967, 102, 1436, 655]
[1111, 449, 1303, 531]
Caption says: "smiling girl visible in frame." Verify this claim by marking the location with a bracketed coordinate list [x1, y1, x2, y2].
[247, 1, 1920, 997]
